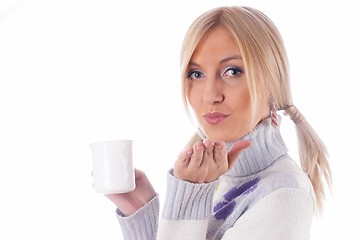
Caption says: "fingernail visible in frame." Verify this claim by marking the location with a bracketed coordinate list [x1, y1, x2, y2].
[215, 141, 224, 148]
[196, 142, 204, 150]
[186, 148, 193, 155]
[203, 139, 214, 148]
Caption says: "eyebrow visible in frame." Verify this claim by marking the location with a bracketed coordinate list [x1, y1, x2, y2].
[188, 55, 243, 67]
[220, 55, 242, 64]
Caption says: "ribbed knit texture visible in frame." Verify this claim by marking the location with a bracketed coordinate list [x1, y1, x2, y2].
[226, 117, 288, 177]
[161, 170, 218, 220]
[116, 196, 159, 240]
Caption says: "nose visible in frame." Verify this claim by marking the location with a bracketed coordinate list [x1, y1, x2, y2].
[203, 77, 224, 105]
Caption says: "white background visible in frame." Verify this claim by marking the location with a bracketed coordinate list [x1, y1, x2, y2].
[0, 0, 357, 239]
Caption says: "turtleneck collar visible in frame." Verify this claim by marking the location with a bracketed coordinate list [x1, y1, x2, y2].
[225, 117, 288, 177]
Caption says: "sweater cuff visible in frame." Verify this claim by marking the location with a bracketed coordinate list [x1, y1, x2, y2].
[116, 195, 159, 240]
[162, 169, 218, 220]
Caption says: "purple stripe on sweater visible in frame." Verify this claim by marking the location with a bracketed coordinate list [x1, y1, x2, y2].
[213, 201, 236, 220]
[224, 177, 260, 201]
[213, 177, 260, 220]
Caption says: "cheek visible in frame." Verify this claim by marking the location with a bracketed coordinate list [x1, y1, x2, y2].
[188, 97, 202, 119]
[232, 87, 251, 110]
[228, 91, 253, 132]
[187, 85, 201, 110]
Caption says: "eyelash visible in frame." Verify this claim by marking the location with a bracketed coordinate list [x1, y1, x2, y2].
[187, 70, 205, 81]
[187, 67, 244, 81]
[223, 67, 243, 77]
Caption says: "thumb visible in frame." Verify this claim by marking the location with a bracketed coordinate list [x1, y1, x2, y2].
[227, 140, 251, 169]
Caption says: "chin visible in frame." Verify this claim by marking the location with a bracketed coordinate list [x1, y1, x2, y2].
[204, 132, 230, 142]
[204, 128, 246, 142]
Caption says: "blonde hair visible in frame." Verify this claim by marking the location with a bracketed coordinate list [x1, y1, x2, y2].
[179, 6, 332, 212]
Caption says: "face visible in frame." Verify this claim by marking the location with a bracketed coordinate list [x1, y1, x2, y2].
[187, 27, 268, 142]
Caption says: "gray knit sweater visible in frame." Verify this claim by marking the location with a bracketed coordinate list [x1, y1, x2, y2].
[117, 118, 315, 240]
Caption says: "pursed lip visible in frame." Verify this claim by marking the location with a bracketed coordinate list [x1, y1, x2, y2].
[203, 112, 229, 125]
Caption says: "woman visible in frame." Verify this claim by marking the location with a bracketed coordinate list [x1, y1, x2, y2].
[106, 6, 332, 240]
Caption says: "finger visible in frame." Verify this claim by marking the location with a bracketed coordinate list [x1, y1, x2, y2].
[134, 168, 144, 179]
[188, 141, 204, 168]
[177, 146, 193, 167]
[213, 140, 226, 164]
[227, 140, 251, 169]
[201, 139, 215, 166]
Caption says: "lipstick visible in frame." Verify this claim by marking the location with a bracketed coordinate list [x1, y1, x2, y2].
[203, 112, 228, 125]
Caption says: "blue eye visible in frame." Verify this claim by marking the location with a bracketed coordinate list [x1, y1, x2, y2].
[223, 67, 243, 78]
[187, 70, 205, 81]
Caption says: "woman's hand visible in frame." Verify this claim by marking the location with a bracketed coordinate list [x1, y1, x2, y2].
[105, 169, 156, 216]
[174, 139, 251, 183]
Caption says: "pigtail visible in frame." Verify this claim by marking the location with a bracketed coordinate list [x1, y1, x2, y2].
[285, 105, 332, 213]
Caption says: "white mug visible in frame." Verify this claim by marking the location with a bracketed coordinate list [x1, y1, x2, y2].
[90, 139, 135, 194]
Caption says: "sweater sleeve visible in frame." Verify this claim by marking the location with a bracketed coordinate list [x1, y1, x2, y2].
[222, 187, 314, 240]
[156, 170, 219, 240]
[115, 195, 159, 240]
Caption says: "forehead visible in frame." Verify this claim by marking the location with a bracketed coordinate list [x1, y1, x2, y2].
[190, 27, 241, 63]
